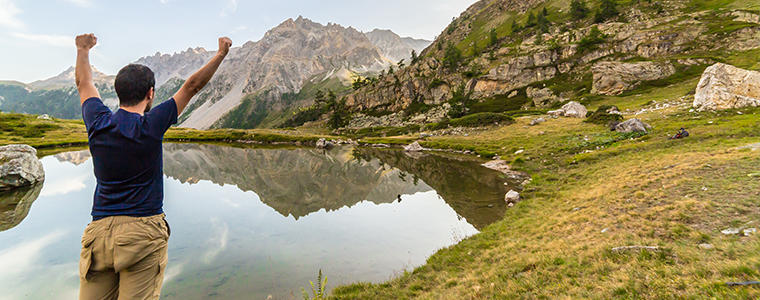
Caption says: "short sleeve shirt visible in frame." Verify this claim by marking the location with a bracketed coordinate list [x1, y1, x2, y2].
[82, 97, 178, 220]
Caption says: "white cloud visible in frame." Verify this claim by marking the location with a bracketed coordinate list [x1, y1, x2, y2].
[40, 172, 89, 196]
[0, 0, 24, 29]
[63, 0, 93, 7]
[219, 0, 237, 17]
[230, 25, 246, 34]
[11, 32, 73, 48]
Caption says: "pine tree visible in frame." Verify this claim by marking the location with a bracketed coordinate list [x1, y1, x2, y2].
[489, 28, 499, 46]
[526, 11, 537, 27]
[594, 0, 619, 23]
[570, 0, 589, 20]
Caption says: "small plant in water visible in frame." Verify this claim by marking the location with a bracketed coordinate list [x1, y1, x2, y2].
[302, 269, 328, 300]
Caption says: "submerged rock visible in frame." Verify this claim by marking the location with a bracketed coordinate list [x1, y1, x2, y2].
[694, 63, 760, 111]
[0, 145, 44, 191]
[615, 118, 652, 133]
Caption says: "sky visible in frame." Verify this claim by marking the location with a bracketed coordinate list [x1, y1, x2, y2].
[0, 0, 478, 83]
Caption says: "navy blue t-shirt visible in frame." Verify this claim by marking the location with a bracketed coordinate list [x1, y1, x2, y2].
[82, 97, 178, 220]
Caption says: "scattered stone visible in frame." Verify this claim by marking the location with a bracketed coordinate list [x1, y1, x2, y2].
[611, 246, 662, 253]
[601, 228, 609, 233]
[464, 150, 473, 155]
[36, 114, 51, 120]
[699, 243, 714, 250]
[547, 109, 565, 117]
[744, 228, 757, 236]
[508, 203, 514, 208]
[419, 132, 432, 138]
[404, 141, 424, 152]
[505, 190, 520, 204]
[694, 63, 760, 111]
[315, 138, 334, 149]
[0, 145, 45, 191]
[615, 118, 652, 133]
[701, 186, 708, 191]
[515, 150, 524, 155]
[738, 142, 760, 151]
[749, 173, 760, 177]
[722, 228, 741, 235]
[529, 117, 546, 126]
[508, 90, 519, 98]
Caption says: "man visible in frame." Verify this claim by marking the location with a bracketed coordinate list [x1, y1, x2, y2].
[75, 33, 232, 300]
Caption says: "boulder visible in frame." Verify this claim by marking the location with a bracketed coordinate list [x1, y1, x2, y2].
[591, 61, 676, 95]
[693, 63, 760, 111]
[505, 190, 520, 204]
[404, 141, 424, 152]
[561, 101, 588, 118]
[615, 118, 652, 133]
[315, 138, 334, 149]
[0, 145, 44, 191]
[547, 110, 565, 117]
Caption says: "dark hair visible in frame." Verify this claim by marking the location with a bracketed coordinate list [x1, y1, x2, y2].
[114, 64, 155, 107]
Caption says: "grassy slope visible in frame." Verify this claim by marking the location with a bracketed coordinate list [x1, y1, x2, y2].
[329, 76, 760, 298]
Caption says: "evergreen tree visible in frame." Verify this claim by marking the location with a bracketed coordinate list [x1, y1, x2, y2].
[542, 7, 549, 16]
[594, 0, 619, 23]
[570, 0, 589, 20]
[526, 11, 537, 27]
[411, 50, 419, 64]
[443, 43, 463, 70]
[536, 13, 550, 33]
[489, 28, 499, 46]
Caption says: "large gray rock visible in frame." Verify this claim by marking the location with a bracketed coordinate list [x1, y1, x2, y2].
[694, 63, 760, 111]
[591, 61, 676, 95]
[505, 190, 520, 204]
[561, 101, 588, 118]
[0, 145, 44, 191]
[615, 118, 652, 133]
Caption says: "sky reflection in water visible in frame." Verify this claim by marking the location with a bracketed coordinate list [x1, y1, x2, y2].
[0, 144, 502, 299]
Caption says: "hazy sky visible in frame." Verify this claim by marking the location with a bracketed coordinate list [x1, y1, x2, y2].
[0, 0, 477, 83]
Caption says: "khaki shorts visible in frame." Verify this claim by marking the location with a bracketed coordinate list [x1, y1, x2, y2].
[79, 214, 170, 300]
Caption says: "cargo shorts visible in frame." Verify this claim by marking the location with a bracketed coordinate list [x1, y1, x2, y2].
[79, 213, 170, 300]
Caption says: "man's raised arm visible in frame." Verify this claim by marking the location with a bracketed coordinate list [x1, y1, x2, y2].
[75, 33, 100, 105]
[173, 37, 232, 115]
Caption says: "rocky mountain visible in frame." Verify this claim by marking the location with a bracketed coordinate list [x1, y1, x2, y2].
[365, 29, 432, 63]
[134, 16, 393, 129]
[0, 66, 118, 119]
[29, 66, 113, 90]
[344, 0, 760, 125]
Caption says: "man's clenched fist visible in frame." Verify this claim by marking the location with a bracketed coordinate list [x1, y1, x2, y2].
[218, 37, 232, 56]
[76, 33, 97, 51]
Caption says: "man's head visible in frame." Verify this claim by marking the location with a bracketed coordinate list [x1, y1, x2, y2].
[115, 64, 155, 110]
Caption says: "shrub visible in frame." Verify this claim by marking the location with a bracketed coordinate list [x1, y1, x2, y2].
[571, 0, 590, 20]
[449, 112, 514, 127]
[577, 26, 606, 52]
[585, 105, 624, 125]
[594, 0, 619, 23]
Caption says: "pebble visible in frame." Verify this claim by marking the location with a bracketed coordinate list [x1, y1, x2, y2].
[699, 243, 714, 250]
[601, 228, 609, 233]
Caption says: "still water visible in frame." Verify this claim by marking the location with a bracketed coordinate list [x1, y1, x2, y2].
[0, 144, 515, 299]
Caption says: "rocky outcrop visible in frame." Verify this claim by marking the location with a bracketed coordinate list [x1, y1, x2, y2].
[28, 66, 113, 89]
[316, 138, 334, 150]
[527, 87, 561, 107]
[693, 63, 760, 111]
[615, 118, 652, 133]
[0, 145, 44, 191]
[134, 47, 216, 88]
[591, 61, 676, 95]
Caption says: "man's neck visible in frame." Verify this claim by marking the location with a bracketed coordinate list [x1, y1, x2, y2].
[120, 103, 147, 116]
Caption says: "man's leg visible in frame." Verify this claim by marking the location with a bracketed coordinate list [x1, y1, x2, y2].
[79, 220, 119, 300]
[118, 244, 168, 300]
[113, 215, 170, 300]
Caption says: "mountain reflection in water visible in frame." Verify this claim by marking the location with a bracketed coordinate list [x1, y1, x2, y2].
[0, 143, 519, 299]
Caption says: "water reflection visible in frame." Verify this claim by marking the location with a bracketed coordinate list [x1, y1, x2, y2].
[0, 144, 516, 299]
[0, 182, 43, 232]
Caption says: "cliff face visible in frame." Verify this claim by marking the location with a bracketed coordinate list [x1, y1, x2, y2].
[133, 47, 216, 88]
[344, 0, 760, 121]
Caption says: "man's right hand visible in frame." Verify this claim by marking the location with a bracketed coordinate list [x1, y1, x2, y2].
[218, 37, 232, 56]
[76, 33, 97, 51]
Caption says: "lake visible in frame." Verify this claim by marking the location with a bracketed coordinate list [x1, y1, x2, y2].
[0, 144, 517, 299]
